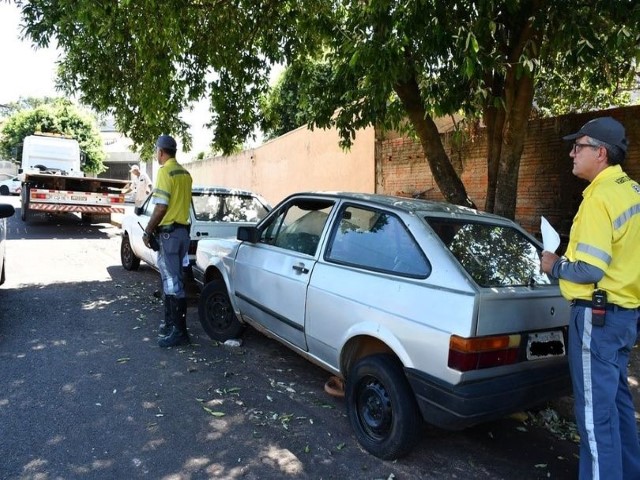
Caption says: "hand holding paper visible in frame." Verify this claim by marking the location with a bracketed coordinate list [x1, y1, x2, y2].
[540, 216, 560, 253]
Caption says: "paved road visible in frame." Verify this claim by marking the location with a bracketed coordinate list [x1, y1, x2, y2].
[0, 197, 581, 479]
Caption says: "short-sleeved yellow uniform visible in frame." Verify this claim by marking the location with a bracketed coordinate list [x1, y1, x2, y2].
[152, 158, 192, 226]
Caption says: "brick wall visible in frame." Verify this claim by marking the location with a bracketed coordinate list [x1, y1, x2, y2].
[378, 105, 640, 238]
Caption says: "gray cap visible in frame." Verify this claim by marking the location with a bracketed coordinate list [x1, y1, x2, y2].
[155, 134, 177, 150]
[563, 116, 627, 153]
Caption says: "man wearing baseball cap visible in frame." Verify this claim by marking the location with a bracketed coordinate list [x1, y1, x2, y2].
[122, 164, 152, 207]
[143, 134, 193, 347]
[542, 117, 640, 479]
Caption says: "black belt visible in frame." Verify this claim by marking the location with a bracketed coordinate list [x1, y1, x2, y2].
[572, 299, 638, 312]
[157, 223, 190, 233]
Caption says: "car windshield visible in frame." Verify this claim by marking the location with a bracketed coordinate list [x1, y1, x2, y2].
[192, 193, 269, 222]
[426, 218, 554, 288]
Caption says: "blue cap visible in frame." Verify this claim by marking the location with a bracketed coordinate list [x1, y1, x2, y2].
[563, 117, 627, 153]
[155, 134, 177, 150]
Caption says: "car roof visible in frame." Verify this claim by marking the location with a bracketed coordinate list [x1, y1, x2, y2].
[286, 191, 509, 222]
[191, 185, 262, 197]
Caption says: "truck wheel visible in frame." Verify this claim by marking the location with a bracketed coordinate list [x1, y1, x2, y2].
[346, 353, 422, 460]
[120, 234, 141, 270]
[20, 187, 29, 222]
[198, 280, 244, 341]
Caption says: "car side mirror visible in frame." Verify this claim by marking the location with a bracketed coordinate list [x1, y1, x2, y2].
[237, 226, 259, 243]
[134, 206, 144, 215]
[0, 204, 15, 218]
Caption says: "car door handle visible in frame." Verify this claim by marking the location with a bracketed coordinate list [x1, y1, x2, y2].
[292, 263, 309, 274]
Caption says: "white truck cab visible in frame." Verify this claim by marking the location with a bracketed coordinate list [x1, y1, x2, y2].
[20, 134, 84, 177]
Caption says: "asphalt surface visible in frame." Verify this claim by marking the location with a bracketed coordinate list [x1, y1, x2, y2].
[0, 196, 596, 479]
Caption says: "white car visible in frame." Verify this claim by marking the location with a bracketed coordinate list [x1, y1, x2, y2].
[0, 203, 16, 285]
[194, 192, 571, 460]
[120, 186, 270, 272]
[0, 176, 21, 196]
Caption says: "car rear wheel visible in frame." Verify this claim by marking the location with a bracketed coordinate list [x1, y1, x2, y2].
[20, 186, 29, 222]
[0, 185, 9, 195]
[198, 280, 244, 341]
[346, 353, 422, 460]
[120, 234, 140, 270]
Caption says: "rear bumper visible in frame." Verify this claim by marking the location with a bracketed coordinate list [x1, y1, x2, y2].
[29, 203, 124, 214]
[406, 362, 571, 430]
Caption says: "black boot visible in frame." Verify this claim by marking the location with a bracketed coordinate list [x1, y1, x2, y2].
[158, 296, 190, 348]
[158, 295, 172, 336]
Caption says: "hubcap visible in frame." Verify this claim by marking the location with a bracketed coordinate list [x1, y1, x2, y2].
[356, 376, 392, 440]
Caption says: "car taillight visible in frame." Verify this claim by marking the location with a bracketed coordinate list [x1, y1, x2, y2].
[448, 334, 521, 372]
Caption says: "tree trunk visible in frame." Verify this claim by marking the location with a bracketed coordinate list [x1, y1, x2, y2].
[493, 73, 536, 219]
[394, 77, 475, 209]
[485, 2, 541, 218]
[483, 73, 505, 213]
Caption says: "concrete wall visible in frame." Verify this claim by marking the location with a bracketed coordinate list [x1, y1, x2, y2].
[185, 125, 376, 206]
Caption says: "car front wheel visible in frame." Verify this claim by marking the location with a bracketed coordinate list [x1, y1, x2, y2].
[198, 280, 244, 341]
[346, 353, 422, 460]
[120, 234, 141, 270]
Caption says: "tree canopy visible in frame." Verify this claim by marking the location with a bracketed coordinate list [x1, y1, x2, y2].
[0, 98, 106, 173]
[16, 0, 640, 217]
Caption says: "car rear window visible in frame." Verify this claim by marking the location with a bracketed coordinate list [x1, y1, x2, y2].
[426, 219, 554, 288]
[192, 193, 269, 222]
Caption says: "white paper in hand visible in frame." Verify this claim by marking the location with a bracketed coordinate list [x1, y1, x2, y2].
[541, 216, 560, 253]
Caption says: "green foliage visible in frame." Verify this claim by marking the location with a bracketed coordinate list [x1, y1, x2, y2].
[0, 98, 106, 173]
[15, 0, 640, 213]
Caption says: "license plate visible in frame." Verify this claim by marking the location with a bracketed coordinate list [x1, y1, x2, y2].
[71, 195, 87, 201]
[526, 330, 565, 360]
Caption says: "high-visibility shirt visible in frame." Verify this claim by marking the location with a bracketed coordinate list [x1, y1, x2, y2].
[151, 158, 192, 226]
[560, 164, 640, 308]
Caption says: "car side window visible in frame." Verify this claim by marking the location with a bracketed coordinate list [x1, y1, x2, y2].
[326, 205, 430, 278]
[192, 193, 269, 222]
[259, 199, 334, 256]
[139, 195, 154, 215]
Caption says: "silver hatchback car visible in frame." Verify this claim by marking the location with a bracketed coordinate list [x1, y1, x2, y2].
[194, 192, 570, 459]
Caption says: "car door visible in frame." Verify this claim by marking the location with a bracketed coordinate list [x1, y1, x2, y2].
[233, 197, 335, 349]
[132, 195, 158, 266]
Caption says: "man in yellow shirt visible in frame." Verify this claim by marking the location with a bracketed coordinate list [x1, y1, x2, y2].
[542, 117, 640, 479]
[143, 135, 193, 347]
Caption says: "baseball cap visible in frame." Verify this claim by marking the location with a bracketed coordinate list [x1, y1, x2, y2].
[155, 134, 177, 150]
[129, 164, 140, 172]
[563, 116, 627, 153]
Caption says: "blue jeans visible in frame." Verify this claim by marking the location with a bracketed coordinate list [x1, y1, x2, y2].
[157, 228, 190, 299]
[569, 304, 640, 479]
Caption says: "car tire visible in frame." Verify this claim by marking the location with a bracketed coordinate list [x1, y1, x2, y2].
[198, 280, 244, 341]
[20, 186, 29, 222]
[0, 185, 8, 196]
[120, 233, 141, 270]
[346, 353, 422, 460]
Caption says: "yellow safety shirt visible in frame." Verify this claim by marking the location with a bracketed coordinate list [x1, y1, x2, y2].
[560, 165, 640, 308]
[151, 158, 192, 226]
